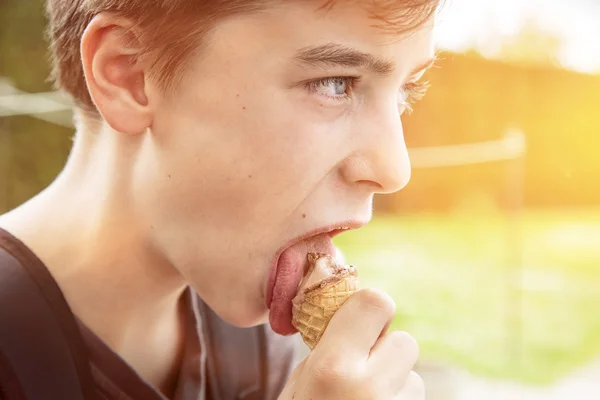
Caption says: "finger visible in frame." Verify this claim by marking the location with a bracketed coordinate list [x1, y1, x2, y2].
[316, 288, 396, 361]
[394, 371, 425, 400]
[368, 331, 419, 395]
[290, 357, 307, 379]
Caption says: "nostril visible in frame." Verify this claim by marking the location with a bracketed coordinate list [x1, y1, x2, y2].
[356, 180, 384, 192]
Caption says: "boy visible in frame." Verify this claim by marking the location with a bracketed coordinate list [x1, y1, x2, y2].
[0, 0, 440, 398]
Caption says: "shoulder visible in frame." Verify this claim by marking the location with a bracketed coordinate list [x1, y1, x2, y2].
[0, 227, 31, 290]
[0, 240, 30, 400]
[0, 347, 27, 400]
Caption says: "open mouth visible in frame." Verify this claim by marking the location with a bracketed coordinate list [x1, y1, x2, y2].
[266, 223, 356, 306]
[266, 221, 365, 335]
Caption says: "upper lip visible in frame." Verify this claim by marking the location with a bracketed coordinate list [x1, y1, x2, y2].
[275, 219, 369, 258]
[321, 221, 368, 239]
[297, 220, 368, 243]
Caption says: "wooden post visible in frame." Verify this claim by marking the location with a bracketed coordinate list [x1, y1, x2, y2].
[503, 129, 526, 367]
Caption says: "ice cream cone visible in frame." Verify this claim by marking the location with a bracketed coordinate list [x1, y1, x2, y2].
[291, 253, 359, 350]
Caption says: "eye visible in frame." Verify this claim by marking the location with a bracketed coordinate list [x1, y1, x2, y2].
[305, 77, 357, 101]
[317, 77, 348, 96]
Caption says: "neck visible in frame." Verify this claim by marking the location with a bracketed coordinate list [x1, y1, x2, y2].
[0, 123, 188, 358]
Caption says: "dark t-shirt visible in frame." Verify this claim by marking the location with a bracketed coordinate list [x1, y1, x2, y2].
[77, 289, 205, 400]
[0, 228, 295, 400]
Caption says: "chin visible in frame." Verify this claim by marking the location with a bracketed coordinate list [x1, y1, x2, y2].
[213, 302, 270, 328]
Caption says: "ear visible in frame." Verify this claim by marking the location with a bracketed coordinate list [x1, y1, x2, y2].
[80, 13, 152, 135]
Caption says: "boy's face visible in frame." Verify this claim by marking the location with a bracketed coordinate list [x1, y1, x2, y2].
[138, 2, 435, 333]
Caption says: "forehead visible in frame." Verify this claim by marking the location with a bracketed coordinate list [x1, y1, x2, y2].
[208, 2, 436, 69]
[272, 2, 436, 44]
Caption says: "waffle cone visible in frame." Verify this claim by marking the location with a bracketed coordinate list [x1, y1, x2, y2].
[291, 254, 359, 350]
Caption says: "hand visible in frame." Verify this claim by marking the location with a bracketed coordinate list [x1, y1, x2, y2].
[279, 289, 424, 399]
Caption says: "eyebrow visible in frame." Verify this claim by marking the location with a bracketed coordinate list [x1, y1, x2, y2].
[293, 43, 395, 75]
[293, 42, 437, 78]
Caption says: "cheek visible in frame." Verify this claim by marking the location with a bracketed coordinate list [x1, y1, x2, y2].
[150, 80, 351, 223]
[238, 96, 353, 175]
[236, 113, 347, 207]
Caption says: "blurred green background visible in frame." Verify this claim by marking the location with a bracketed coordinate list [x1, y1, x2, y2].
[1, 0, 599, 396]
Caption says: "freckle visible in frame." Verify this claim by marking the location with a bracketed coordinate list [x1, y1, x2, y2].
[302, 214, 306, 219]
[242, 106, 246, 110]
[248, 174, 252, 178]
[236, 93, 239, 97]
[168, 174, 171, 178]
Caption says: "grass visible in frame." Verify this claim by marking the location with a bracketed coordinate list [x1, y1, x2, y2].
[333, 209, 600, 385]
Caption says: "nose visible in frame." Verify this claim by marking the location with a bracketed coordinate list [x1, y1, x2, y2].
[340, 104, 412, 194]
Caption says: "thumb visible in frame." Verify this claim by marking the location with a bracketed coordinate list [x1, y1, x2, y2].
[278, 358, 307, 400]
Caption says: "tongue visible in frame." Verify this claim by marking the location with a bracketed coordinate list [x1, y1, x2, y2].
[268, 234, 335, 335]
